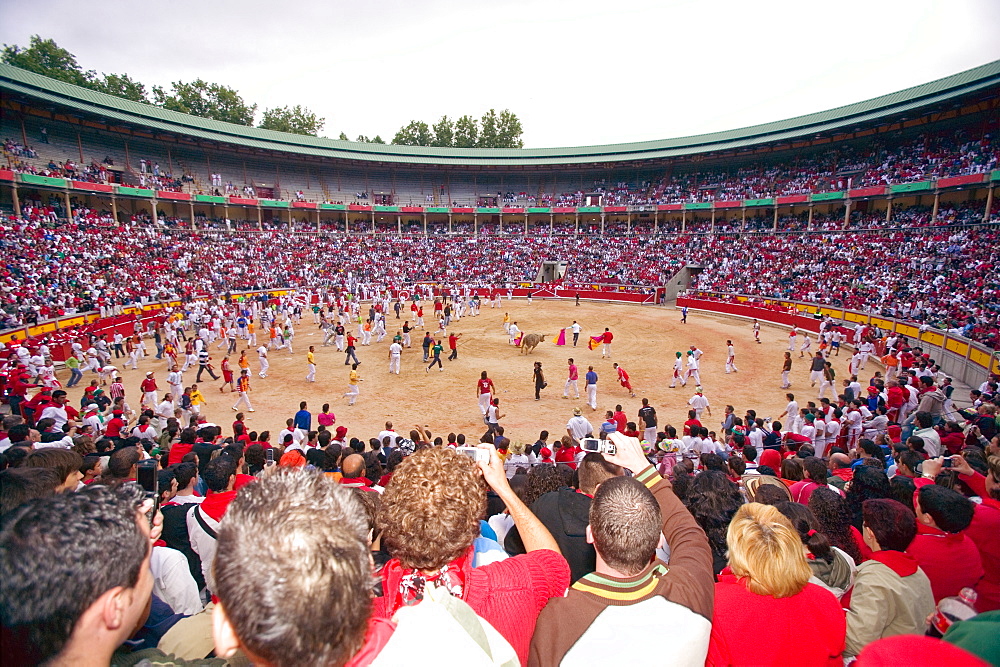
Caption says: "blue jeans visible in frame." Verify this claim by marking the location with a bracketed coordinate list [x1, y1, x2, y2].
[68, 367, 83, 387]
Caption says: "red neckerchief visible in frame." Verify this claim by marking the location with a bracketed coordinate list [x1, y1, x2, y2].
[393, 548, 471, 609]
[869, 550, 919, 577]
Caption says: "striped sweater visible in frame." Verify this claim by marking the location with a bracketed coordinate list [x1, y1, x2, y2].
[528, 466, 714, 667]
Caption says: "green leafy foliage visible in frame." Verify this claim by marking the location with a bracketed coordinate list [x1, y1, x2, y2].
[259, 105, 325, 136]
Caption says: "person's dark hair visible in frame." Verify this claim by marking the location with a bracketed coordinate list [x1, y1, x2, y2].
[888, 475, 917, 512]
[801, 457, 828, 485]
[0, 468, 60, 516]
[844, 466, 892, 530]
[907, 436, 926, 456]
[780, 458, 803, 482]
[808, 487, 863, 562]
[203, 456, 238, 493]
[7, 424, 31, 444]
[898, 451, 924, 475]
[754, 484, 790, 506]
[774, 501, 832, 562]
[589, 476, 661, 576]
[914, 412, 933, 429]
[244, 444, 265, 474]
[385, 450, 404, 473]
[0, 484, 147, 664]
[862, 498, 918, 551]
[700, 453, 727, 474]
[684, 470, 744, 574]
[858, 439, 880, 459]
[362, 451, 383, 485]
[522, 464, 567, 508]
[743, 445, 758, 463]
[171, 462, 198, 490]
[670, 468, 693, 501]
[214, 468, 370, 667]
[916, 485, 975, 533]
[22, 449, 83, 487]
[305, 448, 326, 469]
[107, 447, 141, 480]
[178, 427, 197, 445]
[757, 465, 777, 477]
[728, 457, 746, 477]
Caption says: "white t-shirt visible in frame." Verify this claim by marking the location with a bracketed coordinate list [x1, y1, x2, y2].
[689, 395, 710, 411]
[566, 416, 593, 440]
[389, 342, 402, 356]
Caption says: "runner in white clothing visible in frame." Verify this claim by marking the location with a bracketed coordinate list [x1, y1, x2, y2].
[725, 340, 738, 374]
[688, 389, 711, 419]
[670, 352, 685, 388]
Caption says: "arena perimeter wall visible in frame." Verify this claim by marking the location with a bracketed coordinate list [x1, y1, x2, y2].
[677, 295, 999, 388]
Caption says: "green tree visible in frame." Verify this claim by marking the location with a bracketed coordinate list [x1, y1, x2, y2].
[259, 104, 325, 136]
[370, 135, 386, 144]
[1, 35, 94, 87]
[356, 134, 370, 143]
[432, 115, 455, 147]
[393, 120, 432, 146]
[338, 132, 350, 141]
[454, 114, 479, 148]
[153, 79, 256, 126]
[496, 109, 524, 149]
[478, 109, 500, 148]
[91, 73, 149, 103]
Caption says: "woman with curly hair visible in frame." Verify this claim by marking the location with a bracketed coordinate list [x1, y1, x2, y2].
[374, 446, 568, 664]
[684, 470, 744, 575]
[809, 487, 864, 563]
[844, 466, 892, 530]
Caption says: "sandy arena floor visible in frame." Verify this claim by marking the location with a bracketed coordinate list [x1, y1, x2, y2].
[61, 300, 888, 445]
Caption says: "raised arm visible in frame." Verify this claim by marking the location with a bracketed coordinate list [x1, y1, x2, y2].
[477, 443, 560, 554]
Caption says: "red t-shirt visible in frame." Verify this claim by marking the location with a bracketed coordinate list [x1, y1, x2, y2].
[477, 378, 494, 394]
[602, 331, 613, 343]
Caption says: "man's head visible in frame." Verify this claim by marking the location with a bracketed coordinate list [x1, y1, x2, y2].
[862, 498, 917, 552]
[203, 456, 238, 494]
[212, 468, 370, 666]
[587, 476, 661, 576]
[829, 453, 851, 471]
[0, 485, 152, 664]
[0, 468, 60, 516]
[342, 454, 366, 479]
[23, 449, 84, 491]
[377, 446, 485, 570]
[108, 447, 141, 480]
[577, 453, 623, 496]
[915, 485, 975, 533]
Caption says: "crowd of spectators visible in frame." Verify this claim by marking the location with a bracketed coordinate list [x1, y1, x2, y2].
[2, 201, 998, 346]
[2, 333, 998, 664]
[5, 123, 997, 207]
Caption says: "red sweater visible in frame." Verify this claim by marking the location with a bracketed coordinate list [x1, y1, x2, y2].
[959, 472, 1000, 611]
[906, 523, 984, 602]
[708, 573, 845, 666]
[374, 547, 568, 666]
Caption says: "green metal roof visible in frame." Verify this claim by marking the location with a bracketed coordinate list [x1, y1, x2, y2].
[2, 61, 998, 167]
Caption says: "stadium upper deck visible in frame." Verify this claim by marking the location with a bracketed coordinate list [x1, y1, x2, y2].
[1, 60, 998, 213]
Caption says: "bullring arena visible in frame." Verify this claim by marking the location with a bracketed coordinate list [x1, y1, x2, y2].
[2, 46, 1000, 667]
[45, 299, 860, 441]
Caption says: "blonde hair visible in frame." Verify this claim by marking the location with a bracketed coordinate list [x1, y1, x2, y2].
[510, 442, 526, 456]
[726, 503, 811, 598]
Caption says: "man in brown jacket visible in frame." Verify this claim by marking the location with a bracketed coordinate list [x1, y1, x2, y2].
[529, 432, 715, 666]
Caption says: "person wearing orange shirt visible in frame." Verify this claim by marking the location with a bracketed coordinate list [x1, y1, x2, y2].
[881, 350, 899, 382]
[232, 369, 254, 412]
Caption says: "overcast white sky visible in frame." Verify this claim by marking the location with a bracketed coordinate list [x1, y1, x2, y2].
[2, 0, 999, 148]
